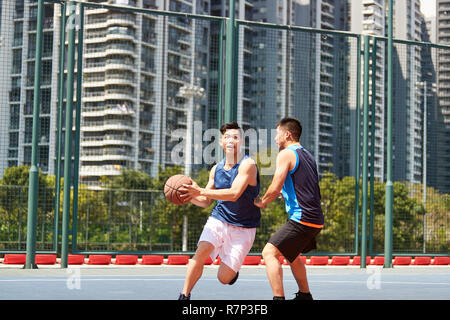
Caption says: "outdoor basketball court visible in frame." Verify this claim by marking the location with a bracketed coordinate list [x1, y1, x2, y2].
[1, 264, 449, 300]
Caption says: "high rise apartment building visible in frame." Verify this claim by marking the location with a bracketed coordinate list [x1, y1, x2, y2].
[0, 0, 212, 185]
[0, 0, 445, 192]
[391, 0, 426, 184]
[349, 0, 386, 181]
[436, 0, 450, 193]
[0, 1, 57, 176]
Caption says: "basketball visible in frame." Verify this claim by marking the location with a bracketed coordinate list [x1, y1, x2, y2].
[164, 174, 193, 205]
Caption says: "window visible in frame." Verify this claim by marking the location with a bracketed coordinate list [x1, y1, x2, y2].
[24, 146, 32, 164]
[39, 146, 49, 171]
[12, 49, 22, 74]
[43, 32, 53, 57]
[13, 22, 23, 47]
[9, 132, 19, 148]
[24, 118, 33, 143]
[41, 88, 51, 114]
[9, 77, 21, 102]
[10, 105, 20, 129]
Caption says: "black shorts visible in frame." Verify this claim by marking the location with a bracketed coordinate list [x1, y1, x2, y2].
[268, 219, 322, 263]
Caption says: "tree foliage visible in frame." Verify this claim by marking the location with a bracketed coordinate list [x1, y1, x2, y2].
[0, 165, 448, 253]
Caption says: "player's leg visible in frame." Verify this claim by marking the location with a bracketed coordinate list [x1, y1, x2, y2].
[287, 254, 310, 293]
[181, 240, 215, 297]
[285, 224, 321, 300]
[262, 242, 284, 297]
[179, 217, 222, 299]
[217, 224, 256, 285]
[217, 262, 238, 284]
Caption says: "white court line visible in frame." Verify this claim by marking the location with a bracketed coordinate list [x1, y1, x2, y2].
[0, 278, 449, 286]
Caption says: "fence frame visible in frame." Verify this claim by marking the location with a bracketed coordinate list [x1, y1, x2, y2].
[5, 0, 447, 268]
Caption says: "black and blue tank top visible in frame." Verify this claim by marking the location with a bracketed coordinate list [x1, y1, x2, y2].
[281, 144, 324, 228]
[211, 155, 261, 228]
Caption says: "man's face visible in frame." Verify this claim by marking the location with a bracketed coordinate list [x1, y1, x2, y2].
[221, 129, 242, 155]
[275, 126, 288, 150]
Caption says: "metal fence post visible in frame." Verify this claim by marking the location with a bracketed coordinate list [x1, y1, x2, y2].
[24, 0, 44, 269]
[217, 19, 225, 162]
[361, 35, 370, 268]
[385, 0, 394, 268]
[54, 0, 67, 256]
[354, 35, 361, 256]
[224, 0, 237, 123]
[61, 1, 77, 268]
[369, 37, 377, 255]
[71, 2, 84, 253]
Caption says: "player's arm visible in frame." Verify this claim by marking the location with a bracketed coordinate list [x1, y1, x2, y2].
[182, 159, 257, 202]
[254, 149, 293, 209]
[184, 165, 216, 208]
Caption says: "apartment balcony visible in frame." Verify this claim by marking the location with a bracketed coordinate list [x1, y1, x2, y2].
[139, 149, 155, 161]
[82, 134, 135, 147]
[321, 50, 334, 59]
[362, 0, 383, 7]
[105, 44, 136, 57]
[104, 61, 136, 72]
[168, 16, 192, 32]
[321, 20, 334, 30]
[167, 43, 191, 57]
[83, 104, 135, 118]
[321, 9, 334, 20]
[85, 29, 136, 44]
[80, 153, 133, 162]
[105, 74, 136, 86]
[81, 144, 133, 156]
[318, 131, 333, 138]
[85, 42, 136, 58]
[85, 60, 106, 71]
[104, 89, 136, 102]
[167, 70, 190, 83]
[363, 19, 383, 30]
[83, 91, 106, 102]
[107, 13, 137, 26]
[81, 119, 135, 132]
[363, 7, 377, 15]
[79, 165, 122, 177]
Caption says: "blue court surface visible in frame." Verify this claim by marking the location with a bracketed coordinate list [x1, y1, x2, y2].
[0, 264, 449, 300]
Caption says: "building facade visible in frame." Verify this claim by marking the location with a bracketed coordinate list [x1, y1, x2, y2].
[436, 0, 450, 193]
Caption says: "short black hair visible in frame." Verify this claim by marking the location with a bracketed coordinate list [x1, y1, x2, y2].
[276, 117, 302, 141]
[220, 121, 241, 134]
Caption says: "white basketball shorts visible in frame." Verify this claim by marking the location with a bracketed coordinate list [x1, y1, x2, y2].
[198, 216, 256, 273]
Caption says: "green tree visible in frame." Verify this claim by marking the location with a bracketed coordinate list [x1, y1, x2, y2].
[0, 166, 55, 250]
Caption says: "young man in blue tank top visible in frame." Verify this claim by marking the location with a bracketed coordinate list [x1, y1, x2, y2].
[177, 122, 261, 300]
[254, 117, 324, 300]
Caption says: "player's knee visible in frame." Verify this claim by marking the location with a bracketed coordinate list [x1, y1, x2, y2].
[217, 267, 235, 285]
[217, 274, 228, 284]
[262, 244, 278, 260]
[194, 241, 214, 259]
[217, 272, 232, 284]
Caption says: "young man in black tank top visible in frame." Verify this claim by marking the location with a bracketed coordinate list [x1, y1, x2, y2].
[177, 122, 261, 300]
[254, 118, 324, 300]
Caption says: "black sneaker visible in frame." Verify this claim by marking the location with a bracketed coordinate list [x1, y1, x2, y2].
[293, 291, 313, 300]
[228, 272, 239, 285]
[273, 296, 286, 300]
[178, 293, 191, 300]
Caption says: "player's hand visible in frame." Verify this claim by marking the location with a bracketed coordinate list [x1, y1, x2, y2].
[179, 180, 202, 199]
[254, 196, 266, 209]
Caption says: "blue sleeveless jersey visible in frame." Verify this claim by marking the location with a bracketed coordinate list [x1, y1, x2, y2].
[211, 155, 261, 228]
[281, 145, 324, 228]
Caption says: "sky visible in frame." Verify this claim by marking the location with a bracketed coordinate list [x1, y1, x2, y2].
[420, 0, 436, 18]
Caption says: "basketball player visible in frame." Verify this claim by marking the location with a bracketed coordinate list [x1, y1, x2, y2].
[254, 117, 324, 300]
[177, 121, 261, 300]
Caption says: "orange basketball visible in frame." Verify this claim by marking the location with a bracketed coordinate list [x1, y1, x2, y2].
[164, 174, 193, 205]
